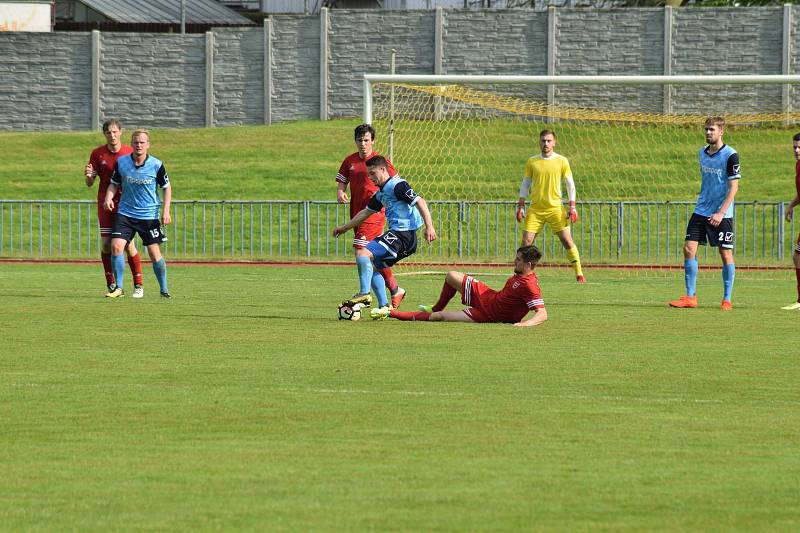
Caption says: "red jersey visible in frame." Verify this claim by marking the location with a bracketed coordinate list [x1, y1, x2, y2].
[336, 151, 397, 218]
[88, 144, 133, 203]
[464, 272, 545, 324]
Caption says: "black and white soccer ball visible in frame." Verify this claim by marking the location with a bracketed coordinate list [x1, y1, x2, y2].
[337, 303, 363, 321]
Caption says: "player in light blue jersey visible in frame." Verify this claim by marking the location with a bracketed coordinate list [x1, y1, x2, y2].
[103, 129, 172, 299]
[670, 117, 740, 311]
[332, 155, 437, 319]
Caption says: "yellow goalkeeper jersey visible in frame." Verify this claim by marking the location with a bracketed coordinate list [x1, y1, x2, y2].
[523, 153, 573, 210]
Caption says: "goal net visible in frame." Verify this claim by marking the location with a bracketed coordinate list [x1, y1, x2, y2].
[364, 75, 800, 266]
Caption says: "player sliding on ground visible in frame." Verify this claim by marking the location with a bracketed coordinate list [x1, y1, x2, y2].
[373, 245, 547, 328]
[516, 129, 585, 283]
[332, 155, 436, 320]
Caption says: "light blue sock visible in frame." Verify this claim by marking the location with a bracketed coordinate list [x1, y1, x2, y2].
[722, 263, 735, 301]
[356, 255, 372, 295]
[371, 271, 389, 308]
[111, 254, 125, 289]
[684, 258, 698, 297]
[152, 257, 168, 294]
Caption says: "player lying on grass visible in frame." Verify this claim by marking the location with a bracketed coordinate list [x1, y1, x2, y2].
[372, 245, 547, 328]
[332, 155, 436, 320]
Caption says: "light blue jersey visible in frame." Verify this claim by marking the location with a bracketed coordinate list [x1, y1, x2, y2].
[367, 176, 424, 231]
[111, 154, 170, 220]
[695, 144, 740, 218]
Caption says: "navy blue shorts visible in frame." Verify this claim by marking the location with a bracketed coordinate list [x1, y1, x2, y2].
[685, 213, 734, 249]
[112, 214, 167, 246]
[366, 229, 418, 269]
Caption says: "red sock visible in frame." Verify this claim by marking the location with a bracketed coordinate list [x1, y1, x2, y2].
[101, 252, 114, 286]
[128, 253, 143, 286]
[432, 281, 458, 312]
[390, 310, 430, 321]
[381, 267, 399, 293]
[795, 268, 800, 301]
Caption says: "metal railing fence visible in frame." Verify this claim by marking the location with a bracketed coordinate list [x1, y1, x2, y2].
[0, 199, 793, 265]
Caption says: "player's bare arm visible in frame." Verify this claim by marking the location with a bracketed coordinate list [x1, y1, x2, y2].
[103, 182, 118, 212]
[332, 208, 372, 237]
[710, 179, 739, 227]
[787, 195, 800, 222]
[415, 197, 437, 243]
[162, 185, 172, 226]
[513, 307, 548, 328]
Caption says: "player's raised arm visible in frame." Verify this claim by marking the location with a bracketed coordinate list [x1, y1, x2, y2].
[332, 207, 373, 237]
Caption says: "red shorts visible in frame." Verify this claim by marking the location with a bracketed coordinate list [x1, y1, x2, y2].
[97, 201, 118, 237]
[460, 275, 494, 323]
[352, 219, 384, 249]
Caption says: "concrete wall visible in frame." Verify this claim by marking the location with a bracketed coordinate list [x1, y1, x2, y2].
[0, 6, 797, 131]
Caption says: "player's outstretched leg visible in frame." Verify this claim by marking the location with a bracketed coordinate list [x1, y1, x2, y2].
[388, 310, 430, 321]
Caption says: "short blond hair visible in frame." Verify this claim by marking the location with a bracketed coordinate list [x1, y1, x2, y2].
[131, 129, 150, 142]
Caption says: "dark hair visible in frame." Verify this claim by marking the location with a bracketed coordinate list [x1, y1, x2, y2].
[355, 124, 376, 141]
[517, 245, 542, 267]
[102, 118, 122, 133]
[365, 154, 387, 169]
[539, 129, 557, 140]
[793, 132, 800, 142]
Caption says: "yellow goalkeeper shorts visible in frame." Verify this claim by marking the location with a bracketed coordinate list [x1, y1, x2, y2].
[523, 206, 569, 234]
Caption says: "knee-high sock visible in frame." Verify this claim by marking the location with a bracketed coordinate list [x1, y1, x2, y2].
[356, 255, 372, 295]
[380, 267, 399, 293]
[390, 310, 430, 321]
[128, 253, 143, 286]
[684, 258, 698, 297]
[111, 254, 125, 290]
[152, 257, 168, 294]
[722, 263, 735, 301]
[102, 252, 115, 286]
[432, 281, 458, 312]
[371, 270, 389, 308]
[566, 246, 583, 276]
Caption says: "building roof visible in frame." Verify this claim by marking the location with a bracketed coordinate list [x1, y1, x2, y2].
[78, 0, 253, 25]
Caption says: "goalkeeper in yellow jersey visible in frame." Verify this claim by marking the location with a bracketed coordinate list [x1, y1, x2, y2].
[516, 129, 585, 283]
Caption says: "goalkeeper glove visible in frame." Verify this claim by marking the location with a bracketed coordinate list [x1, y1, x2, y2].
[568, 202, 579, 223]
[516, 199, 526, 223]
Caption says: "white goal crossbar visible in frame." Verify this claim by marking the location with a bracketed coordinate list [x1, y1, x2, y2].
[363, 74, 800, 123]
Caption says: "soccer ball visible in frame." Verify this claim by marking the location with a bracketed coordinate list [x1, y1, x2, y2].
[337, 303, 362, 321]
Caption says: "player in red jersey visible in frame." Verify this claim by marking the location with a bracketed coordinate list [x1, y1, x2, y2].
[336, 124, 405, 308]
[377, 245, 548, 327]
[782, 132, 800, 310]
[85, 119, 144, 296]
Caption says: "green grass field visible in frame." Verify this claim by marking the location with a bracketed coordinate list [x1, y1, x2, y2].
[2, 263, 799, 530]
[0, 118, 798, 202]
